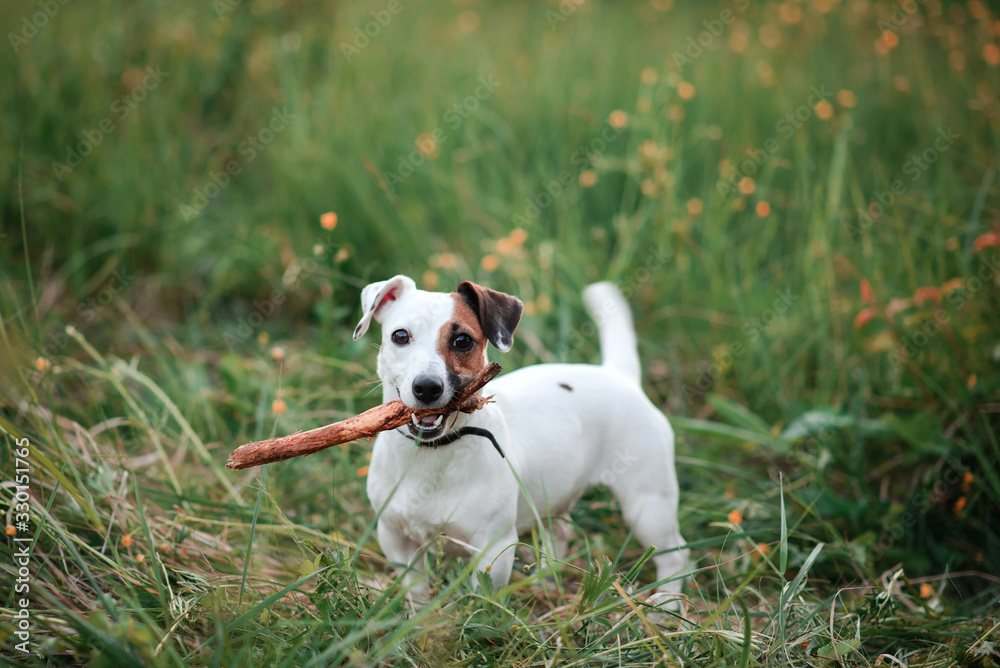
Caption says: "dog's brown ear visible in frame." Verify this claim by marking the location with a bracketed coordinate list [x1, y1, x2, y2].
[457, 281, 523, 352]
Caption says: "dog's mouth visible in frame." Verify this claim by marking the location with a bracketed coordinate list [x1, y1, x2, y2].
[407, 412, 450, 441]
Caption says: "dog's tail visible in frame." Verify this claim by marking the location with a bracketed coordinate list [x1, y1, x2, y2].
[582, 282, 641, 384]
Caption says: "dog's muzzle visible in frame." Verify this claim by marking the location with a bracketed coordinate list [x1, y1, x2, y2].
[401, 412, 505, 458]
[408, 412, 449, 440]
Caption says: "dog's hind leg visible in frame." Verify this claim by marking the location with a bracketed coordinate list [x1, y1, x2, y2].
[618, 490, 690, 608]
[608, 419, 691, 610]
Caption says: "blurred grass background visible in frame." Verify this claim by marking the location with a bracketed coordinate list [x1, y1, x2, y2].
[2, 0, 1000, 665]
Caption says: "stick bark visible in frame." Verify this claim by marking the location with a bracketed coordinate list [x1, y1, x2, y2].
[225, 362, 502, 470]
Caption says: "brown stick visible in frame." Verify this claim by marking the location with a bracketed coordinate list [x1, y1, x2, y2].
[225, 362, 502, 470]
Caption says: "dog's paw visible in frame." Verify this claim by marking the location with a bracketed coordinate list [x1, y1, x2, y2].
[643, 591, 689, 625]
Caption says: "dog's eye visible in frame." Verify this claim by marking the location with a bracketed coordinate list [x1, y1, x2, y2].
[391, 329, 410, 345]
[451, 333, 474, 352]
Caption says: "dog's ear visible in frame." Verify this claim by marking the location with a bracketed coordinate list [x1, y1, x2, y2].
[354, 275, 416, 340]
[457, 281, 523, 352]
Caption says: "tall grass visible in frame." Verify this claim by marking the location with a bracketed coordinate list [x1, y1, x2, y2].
[2, 0, 999, 665]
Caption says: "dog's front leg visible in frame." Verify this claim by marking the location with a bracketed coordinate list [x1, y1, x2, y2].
[377, 520, 430, 599]
[469, 525, 518, 593]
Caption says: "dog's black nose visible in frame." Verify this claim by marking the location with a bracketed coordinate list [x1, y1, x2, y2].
[412, 376, 444, 403]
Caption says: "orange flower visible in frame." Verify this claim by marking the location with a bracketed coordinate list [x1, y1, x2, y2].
[609, 110, 629, 129]
[984, 44, 1000, 66]
[755, 542, 772, 557]
[509, 228, 528, 245]
[356, 465, 370, 477]
[940, 278, 965, 294]
[854, 307, 878, 329]
[122, 534, 133, 547]
[422, 270, 439, 291]
[738, 177, 755, 196]
[320, 212, 338, 230]
[814, 100, 834, 120]
[457, 10, 479, 34]
[579, 170, 597, 188]
[919, 583, 933, 598]
[272, 399, 287, 415]
[860, 278, 874, 304]
[836, 89, 857, 108]
[496, 237, 516, 255]
[416, 132, 439, 160]
[677, 82, 696, 101]
[755, 201, 771, 217]
[728, 509, 743, 525]
[779, 4, 802, 23]
[954, 496, 966, 515]
[35, 357, 51, 373]
[5, 525, 16, 536]
[271, 346, 285, 362]
[430, 252, 458, 270]
[973, 231, 999, 251]
[481, 254, 499, 272]
[913, 287, 941, 304]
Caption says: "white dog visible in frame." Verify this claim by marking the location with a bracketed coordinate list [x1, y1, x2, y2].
[354, 275, 689, 605]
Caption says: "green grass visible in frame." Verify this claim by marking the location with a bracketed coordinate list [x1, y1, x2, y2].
[2, 0, 1000, 665]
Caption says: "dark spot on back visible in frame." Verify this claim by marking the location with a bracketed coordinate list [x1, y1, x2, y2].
[559, 383, 573, 391]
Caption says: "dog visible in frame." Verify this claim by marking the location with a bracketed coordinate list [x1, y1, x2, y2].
[354, 275, 689, 607]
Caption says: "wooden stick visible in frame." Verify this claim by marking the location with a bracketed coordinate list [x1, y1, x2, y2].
[225, 363, 502, 470]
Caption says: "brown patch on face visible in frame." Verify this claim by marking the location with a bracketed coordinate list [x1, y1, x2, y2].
[438, 294, 489, 380]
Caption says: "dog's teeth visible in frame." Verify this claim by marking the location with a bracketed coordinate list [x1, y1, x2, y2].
[412, 413, 444, 429]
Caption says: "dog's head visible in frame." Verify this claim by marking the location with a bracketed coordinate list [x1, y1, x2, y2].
[353, 275, 522, 440]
